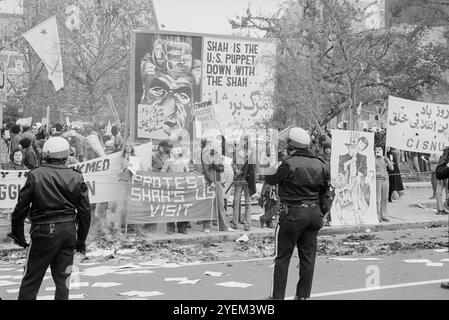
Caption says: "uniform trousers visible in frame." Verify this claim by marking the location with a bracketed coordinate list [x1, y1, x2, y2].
[18, 221, 76, 300]
[271, 204, 322, 300]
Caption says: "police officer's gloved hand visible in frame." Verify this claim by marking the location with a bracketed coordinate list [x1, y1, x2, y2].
[75, 241, 86, 254]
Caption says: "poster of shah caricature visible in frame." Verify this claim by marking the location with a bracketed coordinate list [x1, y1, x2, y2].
[330, 130, 378, 227]
[133, 32, 276, 140]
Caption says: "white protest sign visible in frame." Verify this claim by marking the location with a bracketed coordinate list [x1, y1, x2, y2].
[16, 117, 32, 127]
[330, 130, 378, 227]
[0, 143, 153, 209]
[201, 37, 276, 130]
[386, 96, 449, 154]
[192, 101, 219, 135]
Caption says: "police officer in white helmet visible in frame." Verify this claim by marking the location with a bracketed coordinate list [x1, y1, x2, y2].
[10, 137, 91, 300]
[265, 127, 331, 300]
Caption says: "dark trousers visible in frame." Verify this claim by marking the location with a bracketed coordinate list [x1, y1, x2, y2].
[271, 205, 322, 300]
[167, 222, 188, 233]
[18, 222, 76, 300]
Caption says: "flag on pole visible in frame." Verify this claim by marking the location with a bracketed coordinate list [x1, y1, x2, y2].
[356, 102, 363, 115]
[22, 16, 64, 91]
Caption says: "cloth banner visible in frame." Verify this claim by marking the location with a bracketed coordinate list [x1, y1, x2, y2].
[126, 171, 215, 224]
[330, 130, 378, 227]
[0, 142, 153, 209]
[23, 16, 64, 91]
[386, 95, 449, 154]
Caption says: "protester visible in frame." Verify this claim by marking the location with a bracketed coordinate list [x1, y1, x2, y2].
[162, 147, 190, 234]
[19, 138, 38, 170]
[117, 140, 142, 231]
[10, 137, 91, 300]
[429, 153, 439, 199]
[85, 125, 105, 160]
[387, 147, 404, 202]
[152, 140, 170, 172]
[375, 145, 394, 223]
[21, 125, 38, 154]
[0, 128, 9, 164]
[320, 140, 332, 226]
[1, 149, 28, 170]
[231, 135, 257, 231]
[434, 147, 449, 290]
[10, 125, 22, 153]
[199, 139, 234, 233]
[65, 146, 80, 166]
[429, 153, 449, 215]
[111, 125, 123, 153]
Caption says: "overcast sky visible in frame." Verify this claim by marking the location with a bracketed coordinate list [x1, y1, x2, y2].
[153, 0, 288, 36]
[0, 0, 288, 36]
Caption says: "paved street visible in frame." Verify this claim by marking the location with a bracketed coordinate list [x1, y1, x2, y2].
[1, 236, 448, 300]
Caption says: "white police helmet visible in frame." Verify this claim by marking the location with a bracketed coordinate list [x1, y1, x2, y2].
[42, 137, 70, 159]
[286, 127, 311, 148]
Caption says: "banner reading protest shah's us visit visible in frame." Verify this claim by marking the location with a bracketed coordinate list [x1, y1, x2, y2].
[127, 171, 215, 224]
[330, 130, 378, 227]
[387, 96, 449, 154]
[132, 31, 276, 141]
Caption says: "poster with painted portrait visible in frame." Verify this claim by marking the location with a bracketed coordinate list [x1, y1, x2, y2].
[330, 130, 378, 227]
[134, 33, 203, 140]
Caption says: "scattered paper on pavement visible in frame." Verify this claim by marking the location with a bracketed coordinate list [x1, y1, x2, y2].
[216, 281, 253, 288]
[403, 259, 433, 263]
[86, 249, 114, 258]
[0, 275, 13, 280]
[0, 268, 16, 272]
[205, 271, 229, 277]
[433, 248, 449, 253]
[91, 282, 123, 288]
[426, 262, 444, 267]
[118, 291, 163, 298]
[178, 279, 201, 285]
[116, 270, 154, 275]
[165, 277, 188, 282]
[360, 258, 383, 261]
[236, 234, 249, 243]
[329, 257, 359, 261]
[440, 259, 449, 262]
[162, 263, 181, 269]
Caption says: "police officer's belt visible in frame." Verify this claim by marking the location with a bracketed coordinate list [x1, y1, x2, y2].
[282, 200, 319, 208]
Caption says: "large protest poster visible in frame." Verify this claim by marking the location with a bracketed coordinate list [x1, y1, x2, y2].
[126, 171, 214, 224]
[201, 37, 276, 130]
[133, 32, 203, 141]
[330, 130, 378, 227]
[0, 143, 153, 209]
[386, 95, 449, 154]
[131, 31, 276, 141]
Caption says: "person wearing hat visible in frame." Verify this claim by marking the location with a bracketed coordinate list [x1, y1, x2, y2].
[10, 136, 91, 300]
[265, 127, 331, 300]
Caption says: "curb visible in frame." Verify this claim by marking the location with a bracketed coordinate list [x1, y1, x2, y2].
[1, 220, 447, 255]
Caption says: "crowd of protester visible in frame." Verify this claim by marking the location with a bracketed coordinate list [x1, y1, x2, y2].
[1, 120, 444, 237]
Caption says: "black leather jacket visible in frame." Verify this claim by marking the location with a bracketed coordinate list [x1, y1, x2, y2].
[436, 147, 449, 180]
[265, 148, 330, 205]
[11, 163, 91, 243]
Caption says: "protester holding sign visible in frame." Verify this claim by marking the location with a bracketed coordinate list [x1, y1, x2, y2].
[200, 139, 234, 233]
[162, 147, 190, 234]
[375, 145, 394, 222]
[231, 135, 257, 231]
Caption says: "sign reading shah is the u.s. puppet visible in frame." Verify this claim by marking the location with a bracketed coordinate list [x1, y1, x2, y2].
[386, 96, 449, 154]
